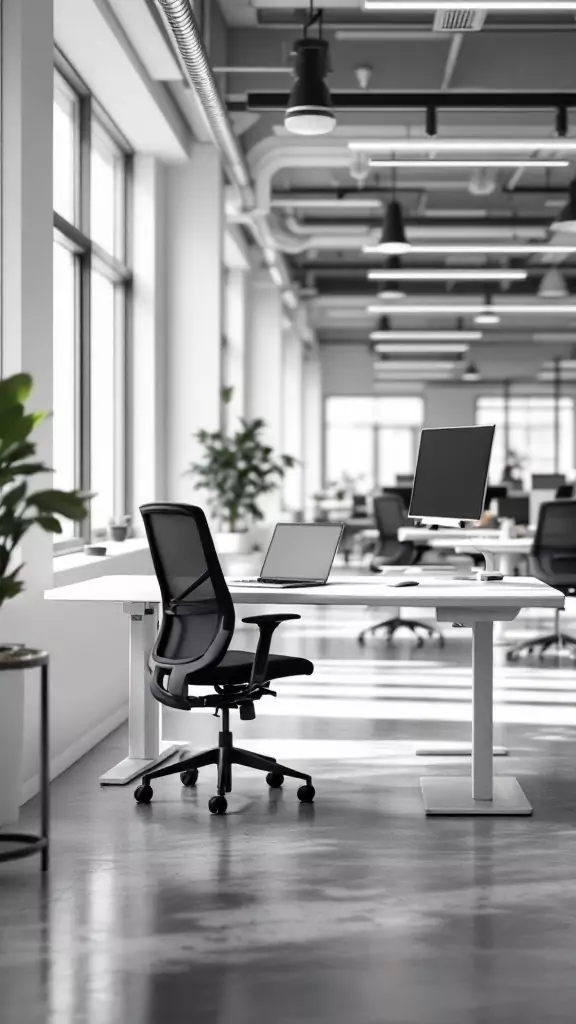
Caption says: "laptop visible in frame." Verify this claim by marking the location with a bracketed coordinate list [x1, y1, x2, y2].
[232, 522, 343, 588]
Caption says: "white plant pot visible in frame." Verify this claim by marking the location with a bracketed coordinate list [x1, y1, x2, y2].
[214, 531, 251, 556]
[0, 668, 25, 826]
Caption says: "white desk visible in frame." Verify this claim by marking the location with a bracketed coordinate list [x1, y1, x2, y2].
[398, 526, 503, 547]
[45, 574, 563, 816]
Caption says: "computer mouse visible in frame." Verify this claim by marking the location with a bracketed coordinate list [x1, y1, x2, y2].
[390, 580, 419, 587]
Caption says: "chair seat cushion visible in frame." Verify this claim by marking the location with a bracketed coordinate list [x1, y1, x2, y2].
[187, 650, 314, 687]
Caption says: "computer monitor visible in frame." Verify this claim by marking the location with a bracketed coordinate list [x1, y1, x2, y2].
[395, 474, 414, 487]
[499, 495, 530, 525]
[485, 485, 508, 510]
[531, 473, 565, 491]
[556, 484, 574, 499]
[383, 485, 412, 509]
[409, 425, 495, 526]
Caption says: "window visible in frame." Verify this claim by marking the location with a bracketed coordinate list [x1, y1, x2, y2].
[476, 395, 575, 484]
[52, 65, 132, 545]
[325, 397, 424, 492]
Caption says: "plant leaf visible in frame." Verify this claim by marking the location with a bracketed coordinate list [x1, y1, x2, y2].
[0, 373, 33, 408]
[26, 490, 88, 521]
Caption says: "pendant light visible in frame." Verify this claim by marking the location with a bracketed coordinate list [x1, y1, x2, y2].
[551, 178, 576, 233]
[462, 361, 480, 382]
[474, 294, 500, 325]
[284, 3, 336, 136]
[376, 165, 411, 255]
[538, 267, 569, 298]
[377, 256, 407, 299]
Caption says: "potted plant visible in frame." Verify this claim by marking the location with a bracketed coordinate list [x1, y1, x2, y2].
[0, 373, 88, 825]
[187, 389, 296, 555]
[108, 514, 132, 542]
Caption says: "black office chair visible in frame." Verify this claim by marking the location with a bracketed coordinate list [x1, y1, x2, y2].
[135, 503, 316, 814]
[357, 494, 443, 648]
[507, 500, 576, 661]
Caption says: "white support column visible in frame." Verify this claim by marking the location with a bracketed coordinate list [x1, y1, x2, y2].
[165, 144, 224, 503]
[131, 157, 167, 510]
[223, 268, 248, 429]
[246, 272, 284, 522]
[0, 0, 54, 823]
[282, 326, 304, 516]
[302, 349, 323, 517]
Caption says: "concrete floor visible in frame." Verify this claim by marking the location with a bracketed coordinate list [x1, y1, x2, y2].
[2, 602, 576, 1023]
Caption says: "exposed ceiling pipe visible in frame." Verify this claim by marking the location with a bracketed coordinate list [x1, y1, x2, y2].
[155, 0, 308, 285]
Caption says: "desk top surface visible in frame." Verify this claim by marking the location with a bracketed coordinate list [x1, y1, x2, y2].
[398, 526, 534, 545]
[427, 536, 533, 554]
[44, 574, 563, 610]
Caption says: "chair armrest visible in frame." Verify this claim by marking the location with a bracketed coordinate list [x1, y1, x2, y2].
[242, 614, 301, 686]
[242, 613, 301, 626]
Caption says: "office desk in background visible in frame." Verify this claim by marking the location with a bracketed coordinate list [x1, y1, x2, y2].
[45, 574, 563, 817]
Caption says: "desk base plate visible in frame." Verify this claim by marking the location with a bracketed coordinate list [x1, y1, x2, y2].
[99, 744, 182, 786]
[421, 776, 532, 816]
[416, 744, 508, 757]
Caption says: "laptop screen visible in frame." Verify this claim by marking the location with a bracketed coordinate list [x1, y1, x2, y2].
[260, 523, 343, 581]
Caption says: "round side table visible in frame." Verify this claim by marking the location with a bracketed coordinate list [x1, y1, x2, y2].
[0, 646, 49, 872]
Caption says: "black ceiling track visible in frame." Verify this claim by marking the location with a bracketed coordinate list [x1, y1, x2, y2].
[230, 92, 576, 113]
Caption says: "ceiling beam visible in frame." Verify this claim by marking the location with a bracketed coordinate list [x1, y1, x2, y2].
[231, 91, 576, 112]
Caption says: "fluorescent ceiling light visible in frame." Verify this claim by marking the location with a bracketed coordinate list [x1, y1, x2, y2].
[368, 159, 570, 169]
[269, 265, 283, 287]
[374, 342, 470, 354]
[363, 244, 576, 255]
[364, 1, 576, 8]
[367, 269, 527, 281]
[369, 330, 483, 341]
[271, 197, 382, 209]
[368, 303, 576, 314]
[374, 360, 457, 371]
[350, 139, 576, 153]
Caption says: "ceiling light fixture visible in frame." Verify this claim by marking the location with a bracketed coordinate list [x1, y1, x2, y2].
[378, 199, 411, 255]
[368, 303, 576, 314]
[364, 1, 576, 9]
[367, 268, 527, 282]
[375, 255, 407, 299]
[374, 360, 457, 371]
[284, 3, 335, 136]
[462, 361, 481, 382]
[369, 329, 483, 341]
[538, 268, 570, 299]
[368, 159, 570, 169]
[350, 139, 576, 153]
[373, 342, 470, 354]
[363, 244, 576, 255]
[551, 178, 576, 233]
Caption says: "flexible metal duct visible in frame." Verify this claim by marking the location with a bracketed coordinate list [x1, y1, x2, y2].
[156, 0, 252, 202]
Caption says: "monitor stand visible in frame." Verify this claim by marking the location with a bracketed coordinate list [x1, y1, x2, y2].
[418, 520, 504, 582]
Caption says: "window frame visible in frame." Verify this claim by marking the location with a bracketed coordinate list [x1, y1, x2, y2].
[53, 51, 133, 550]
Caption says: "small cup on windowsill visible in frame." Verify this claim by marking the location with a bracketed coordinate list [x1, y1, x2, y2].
[108, 514, 131, 543]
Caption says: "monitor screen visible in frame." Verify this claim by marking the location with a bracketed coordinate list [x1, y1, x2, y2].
[531, 473, 565, 491]
[260, 523, 343, 581]
[499, 496, 530, 525]
[409, 425, 495, 522]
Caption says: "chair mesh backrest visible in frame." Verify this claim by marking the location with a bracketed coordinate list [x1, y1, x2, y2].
[141, 504, 235, 666]
[535, 500, 576, 553]
[374, 494, 406, 539]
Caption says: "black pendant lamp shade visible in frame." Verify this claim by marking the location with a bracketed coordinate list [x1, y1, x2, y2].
[552, 178, 576, 233]
[379, 199, 411, 255]
[462, 360, 480, 382]
[285, 38, 336, 136]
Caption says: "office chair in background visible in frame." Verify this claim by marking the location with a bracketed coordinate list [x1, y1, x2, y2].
[135, 503, 316, 814]
[357, 494, 444, 648]
[507, 500, 576, 661]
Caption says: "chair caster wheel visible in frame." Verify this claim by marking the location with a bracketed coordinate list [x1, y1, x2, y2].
[297, 784, 315, 804]
[209, 795, 227, 815]
[266, 772, 284, 788]
[180, 769, 199, 787]
[134, 784, 153, 804]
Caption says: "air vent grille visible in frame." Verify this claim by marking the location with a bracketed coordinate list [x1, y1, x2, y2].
[433, 9, 486, 31]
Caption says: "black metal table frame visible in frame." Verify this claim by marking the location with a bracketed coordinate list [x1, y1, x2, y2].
[0, 648, 49, 872]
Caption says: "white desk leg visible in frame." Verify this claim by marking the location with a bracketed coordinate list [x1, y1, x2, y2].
[421, 618, 532, 815]
[99, 605, 181, 785]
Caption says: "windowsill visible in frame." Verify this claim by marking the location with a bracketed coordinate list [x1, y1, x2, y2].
[53, 537, 152, 587]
